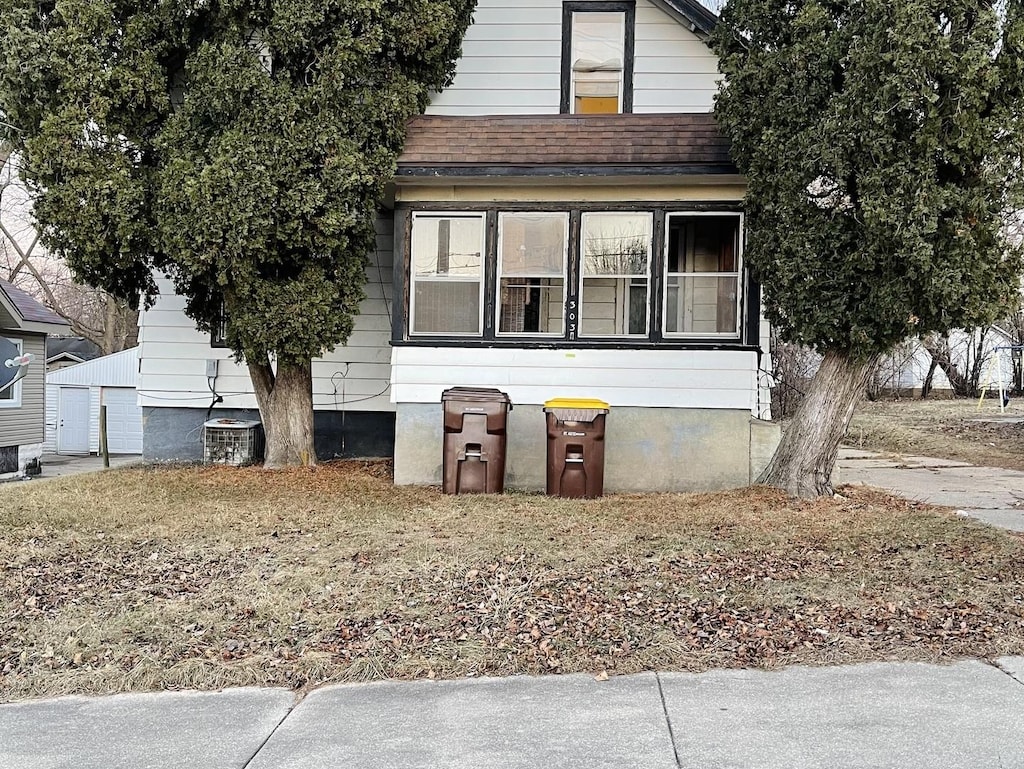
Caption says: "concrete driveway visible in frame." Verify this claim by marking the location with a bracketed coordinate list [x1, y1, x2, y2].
[835, 448, 1024, 532]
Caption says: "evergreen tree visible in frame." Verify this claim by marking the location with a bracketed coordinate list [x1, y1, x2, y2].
[0, 0, 476, 467]
[713, 0, 1024, 496]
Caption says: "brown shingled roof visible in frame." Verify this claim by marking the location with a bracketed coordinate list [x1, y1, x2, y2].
[0, 278, 68, 326]
[397, 114, 737, 177]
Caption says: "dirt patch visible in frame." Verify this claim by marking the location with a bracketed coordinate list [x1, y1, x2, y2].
[848, 398, 1024, 471]
[1, 463, 1023, 701]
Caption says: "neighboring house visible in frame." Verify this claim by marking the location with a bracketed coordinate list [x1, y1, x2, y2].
[138, 0, 778, 491]
[0, 278, 69, 478]
[46, 336, 103, 373]
[871, 328, 1019, 397]
[45, 347, 142, 455]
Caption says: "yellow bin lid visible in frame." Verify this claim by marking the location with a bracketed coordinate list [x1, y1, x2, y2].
[544, 397, 610, 410]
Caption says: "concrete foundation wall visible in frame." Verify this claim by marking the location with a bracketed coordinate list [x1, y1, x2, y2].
[0, 442, 43, 480]
[749, 419, 782, 484]
[395, 404, 778, 493]
[143, 407, 395, 463]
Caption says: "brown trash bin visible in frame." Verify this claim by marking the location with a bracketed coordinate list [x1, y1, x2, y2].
[544, 398, 610, 499]
[442, 387, 512, 494]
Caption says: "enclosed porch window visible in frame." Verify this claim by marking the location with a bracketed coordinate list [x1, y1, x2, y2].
[664, 214, 742, 338]
[497, 213, 569, 336]
[409, 213, 486, 336]
[400, 205, 749, 347]
[580, 212, 652, 337]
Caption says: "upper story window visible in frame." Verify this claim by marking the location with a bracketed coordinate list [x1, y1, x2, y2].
[561, 2, 636, 115]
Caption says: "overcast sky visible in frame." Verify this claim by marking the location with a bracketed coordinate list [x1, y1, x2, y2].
[697, 0, 725, 12]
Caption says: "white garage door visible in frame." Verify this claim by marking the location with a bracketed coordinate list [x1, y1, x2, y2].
[103, 388, 143, 454]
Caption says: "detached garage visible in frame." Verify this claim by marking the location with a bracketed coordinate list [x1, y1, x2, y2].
[45, 347, 141, 455]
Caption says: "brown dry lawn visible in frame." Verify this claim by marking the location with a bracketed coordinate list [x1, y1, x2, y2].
[2, 462, 1023, 702]
[848, 398, 1024, 470]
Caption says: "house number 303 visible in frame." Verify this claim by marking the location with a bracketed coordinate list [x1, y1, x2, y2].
[567, 299, 577, 335]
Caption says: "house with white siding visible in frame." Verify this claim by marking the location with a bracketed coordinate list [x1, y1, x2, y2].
[139, 0, 779, 491]
[0, 279, 69, 478]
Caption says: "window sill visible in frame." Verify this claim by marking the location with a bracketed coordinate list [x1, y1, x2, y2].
[392, 338, 759, 352]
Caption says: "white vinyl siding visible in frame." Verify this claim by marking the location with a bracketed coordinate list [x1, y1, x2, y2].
[391, 346, 758, 413]
[137, 217, 395, 413]
[426, 0, 719, 116]
[632, 2, 721, 112]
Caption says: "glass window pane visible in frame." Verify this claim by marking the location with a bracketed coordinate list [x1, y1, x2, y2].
[580, 277, 649, 337]
[414, 282, 481, 335]
[499, 213, 567, 277]
[0, 339, 20, 401]
[664, 275, 739, 335]
[628, 278, 648, 335]
[499, 278, 565, 334]
[582, 213, 651, 276]
[580, 214, 651, 337]
[664, 215, 741, 336]
[412, 216, 483, 278]
[666, 216, 738, 274]
[573, 13, 624, 73]
[410, 214, 484, 335]
[497, 213, 567, 336]
[572, 12, 624, 115]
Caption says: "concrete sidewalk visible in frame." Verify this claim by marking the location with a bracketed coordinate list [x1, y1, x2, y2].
[0, 454, 140, 487]
[835, 448, 1024, 532]
[2, 659, 1023, 769]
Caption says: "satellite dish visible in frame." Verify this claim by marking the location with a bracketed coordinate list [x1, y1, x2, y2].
[0, 337, 33, 395]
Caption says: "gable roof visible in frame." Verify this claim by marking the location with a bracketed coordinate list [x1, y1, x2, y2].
[656, 0, 719, 37]
[47, 336, 103, 364]
[0, 278, 69, 333]
[397, 113, 737, 178]
[47, 345, 139, 387]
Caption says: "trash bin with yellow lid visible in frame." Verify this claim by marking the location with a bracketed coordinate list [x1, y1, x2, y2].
[543, 397, 610, 498]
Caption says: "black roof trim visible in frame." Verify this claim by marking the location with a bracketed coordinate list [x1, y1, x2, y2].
[657, 0, 718, 36]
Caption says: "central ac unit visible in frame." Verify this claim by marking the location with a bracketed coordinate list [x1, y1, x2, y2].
[203, 419, 265, 466]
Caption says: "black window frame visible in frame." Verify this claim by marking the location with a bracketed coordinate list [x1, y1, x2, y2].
[394, 201, 759, 351]
[560, 1, 637, 115]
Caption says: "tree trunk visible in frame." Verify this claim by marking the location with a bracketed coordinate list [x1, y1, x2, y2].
[921, 334, 970, 396]
[966, 328, 988, 397]
[921, 358, 937, 399]
[758, 348, 877, 498]
[249, 355, 317, 469]
[102, 295, 117, 355]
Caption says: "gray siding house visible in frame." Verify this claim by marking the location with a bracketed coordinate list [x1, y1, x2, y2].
[0, 279, 69, 478]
